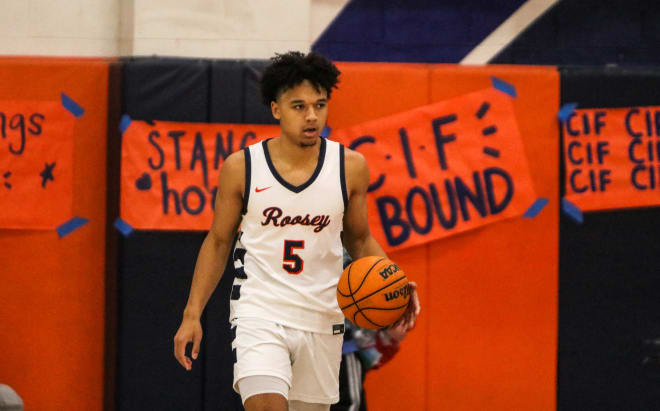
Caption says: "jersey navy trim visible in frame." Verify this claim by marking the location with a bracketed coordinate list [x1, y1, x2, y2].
[231, 284, 241, 300]
[262, 138, 327, 193]
[233, 247, 246, 265]
[242, 147, 251, 214]
[234, 266, 248, 279]
[340, 144, 348, 209]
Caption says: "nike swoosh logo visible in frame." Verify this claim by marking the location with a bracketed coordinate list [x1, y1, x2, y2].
[255, 186, 271, 193]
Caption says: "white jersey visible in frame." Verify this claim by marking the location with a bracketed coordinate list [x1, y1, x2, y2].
[229, 138, 347, 334]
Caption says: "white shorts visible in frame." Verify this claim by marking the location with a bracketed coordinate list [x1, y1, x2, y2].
[231, 317, 343, 404]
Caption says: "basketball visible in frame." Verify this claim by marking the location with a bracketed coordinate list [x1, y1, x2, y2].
[336, 256, 411, 330]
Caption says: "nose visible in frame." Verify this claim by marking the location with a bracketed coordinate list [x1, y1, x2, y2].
[305, 106, 317, 121]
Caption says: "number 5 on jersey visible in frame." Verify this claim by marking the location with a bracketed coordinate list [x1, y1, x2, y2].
[283, 240, 304, 274]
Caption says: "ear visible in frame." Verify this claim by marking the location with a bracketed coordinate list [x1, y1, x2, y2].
[270, 101, 281, 120]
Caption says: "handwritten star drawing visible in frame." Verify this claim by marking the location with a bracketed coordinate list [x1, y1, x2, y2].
[40, 162, 56, 188]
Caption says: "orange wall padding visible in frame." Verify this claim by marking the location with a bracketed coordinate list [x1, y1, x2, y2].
[0, 57, 110, 411]
[330, 63, 559, 411]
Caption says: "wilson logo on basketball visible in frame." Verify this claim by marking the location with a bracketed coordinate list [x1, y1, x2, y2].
[378, 264, 400, 280]
[384, 284, 411, 302]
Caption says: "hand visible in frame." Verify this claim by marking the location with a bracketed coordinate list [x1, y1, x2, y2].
[385, 319, 409, 342]
[173, 316, 203, 371]
[392, 281, 420, 332]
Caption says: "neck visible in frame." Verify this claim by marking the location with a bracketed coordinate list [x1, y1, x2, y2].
[271, 136, 320, 163]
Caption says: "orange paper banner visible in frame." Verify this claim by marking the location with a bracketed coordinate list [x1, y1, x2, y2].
[121, 120, 279, 230]
[332, 87, 537, 251]
[0, 101, 75, 228]
[563, 106, 660, 211]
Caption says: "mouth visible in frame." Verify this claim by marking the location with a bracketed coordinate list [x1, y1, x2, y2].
[303, 127, 318, 138]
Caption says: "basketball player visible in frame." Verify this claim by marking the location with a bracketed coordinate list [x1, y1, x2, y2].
[173, 51, 420, 411]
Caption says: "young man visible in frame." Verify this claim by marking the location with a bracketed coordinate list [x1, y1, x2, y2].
[173, 51, 419, 411]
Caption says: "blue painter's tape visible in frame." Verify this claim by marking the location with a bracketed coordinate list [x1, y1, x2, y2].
[321, 126, 332, 139]
[558, 103, 578, 123]
[561, 198, 584, 224]
[119, 114, 132, 133]
[491, 76, 517, 98]
[56, 216, 89, 237]
[113, 217, 134, 237]
[342, 339, 359, 355]
[61, 93, 85, 118]
[523, 197, 549, 219]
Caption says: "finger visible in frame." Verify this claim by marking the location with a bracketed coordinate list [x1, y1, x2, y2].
[406, 312, 417, 330]
[404, 298, 418, 330]
[399, 307, 411, 329]
[406, 314, 415, 331]
[411, 289, 421, 315]
[406, 281, 420, 315]
[394, 318, 408, 332]
[192, 331, 203, 360]
[174, 335, 192, 370]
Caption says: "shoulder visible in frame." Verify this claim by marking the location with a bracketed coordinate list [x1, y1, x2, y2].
[343, 145, 369, 177]
[217, 149, 246, 194]
[221, 149, 246, 176]
[342, 145, 369, 190]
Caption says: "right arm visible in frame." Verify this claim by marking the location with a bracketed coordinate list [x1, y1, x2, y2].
[173, 150, 246, 370]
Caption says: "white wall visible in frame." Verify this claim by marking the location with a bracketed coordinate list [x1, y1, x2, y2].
[0, 0, 119, 56]
[0, 0, 348, 58]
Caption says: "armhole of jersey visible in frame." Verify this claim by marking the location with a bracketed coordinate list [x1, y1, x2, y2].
[340, 144, 349, 210]
[242, 147, 251, 214]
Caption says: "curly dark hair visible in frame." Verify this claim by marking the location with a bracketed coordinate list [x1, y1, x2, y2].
[260, 51, 341, 106]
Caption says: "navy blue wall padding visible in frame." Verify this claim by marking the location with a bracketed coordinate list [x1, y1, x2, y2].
[117, 232, 205, 411]
[493, 0, 660, 65]
[558, 67, 660, 410]
[313, 0, 527, 63]
[118, 57, 275, 411]
[123, 57, 210, 122]
[209, 60, 244, 122]
[317, 0, 660, 66]
[209, 60, 277, 124]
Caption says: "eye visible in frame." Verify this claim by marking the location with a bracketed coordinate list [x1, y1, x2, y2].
[316, 102, 326, 109]
[293, 104, 304, 110]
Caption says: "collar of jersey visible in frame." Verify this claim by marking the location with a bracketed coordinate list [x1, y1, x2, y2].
[262, 137, 327, 193]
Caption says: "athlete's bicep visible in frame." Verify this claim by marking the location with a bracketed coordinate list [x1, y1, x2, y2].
[209, 151, 245, 243]
[342, 150, 371, 249]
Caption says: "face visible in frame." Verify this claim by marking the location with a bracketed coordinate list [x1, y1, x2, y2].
[271, 79, 328, 148]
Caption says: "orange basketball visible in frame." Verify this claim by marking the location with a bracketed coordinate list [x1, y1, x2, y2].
[336, 256, 411, 330]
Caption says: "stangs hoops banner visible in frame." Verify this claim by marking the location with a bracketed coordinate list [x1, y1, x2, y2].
[121, 85, 539, 251]
[121, 120, 279, 230]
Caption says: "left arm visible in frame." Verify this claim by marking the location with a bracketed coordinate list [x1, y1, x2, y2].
[342, 148, 420, 330]
[342, 148, 386, 259]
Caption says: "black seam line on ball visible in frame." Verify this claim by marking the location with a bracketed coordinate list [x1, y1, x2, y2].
[340, 276, 407, 310]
